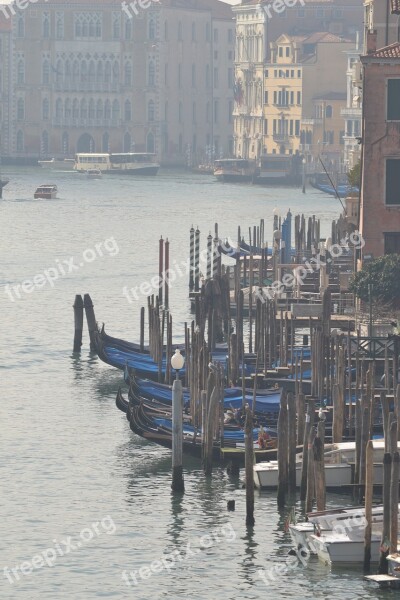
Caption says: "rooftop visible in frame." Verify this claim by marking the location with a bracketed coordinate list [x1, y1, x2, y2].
[365, 42, 400, 59]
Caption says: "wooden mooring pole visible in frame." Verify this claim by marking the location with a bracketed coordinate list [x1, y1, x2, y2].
[73, 294, 84, 352]
[378, 453, 392, 574]
[364, 440, 374, 572]
[245, 404, 255, 526]
[83, 293, 97, 350]
[171, 368, 184, 493]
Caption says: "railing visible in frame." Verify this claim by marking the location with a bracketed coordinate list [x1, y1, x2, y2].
[53, 81, 120, 93]
[273, 133, 289, 143]
[52, 117, 121, 127]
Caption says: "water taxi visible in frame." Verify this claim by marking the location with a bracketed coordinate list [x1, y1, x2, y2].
[34, 184, 58, 199]
[214, 158, 257, 183]
[86, 169, 102, 179]
[74, 153, 159, 176]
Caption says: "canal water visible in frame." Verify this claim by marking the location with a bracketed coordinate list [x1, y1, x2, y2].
[0, 168, 385, 599]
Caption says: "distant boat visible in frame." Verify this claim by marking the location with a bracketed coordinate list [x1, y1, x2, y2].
[214, 158, 257, 183]
[74, 152, 159, 176]
[0, 177, 9, 198]
[38, 158, 75, 171]
[34, 184, 58, 199]
[86, 169, 102, 179]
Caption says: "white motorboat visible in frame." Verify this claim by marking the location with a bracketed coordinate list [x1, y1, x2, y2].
[38, 158, 75, 171]
[34, 184, 58, 199]
[86, 169, 102, 179]
[309, 507, 400, 566]
[254, 441, 398, 490]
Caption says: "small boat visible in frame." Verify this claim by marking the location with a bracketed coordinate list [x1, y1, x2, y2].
[34, 184, 58, 199]
[254, 441, 400, 490]
[86, 169, 102, 179]
[38, 158, 75, 171]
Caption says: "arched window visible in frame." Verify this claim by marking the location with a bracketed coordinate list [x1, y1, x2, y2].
[192, 102, 196, 123]
[147, 132, 155, 153]
[164, 21, 168, 41]
[80, 98, 87, 119]
[96, 99, 103, 120]
[148, 19, 155, 40]
[148, 99, 155, 122]
[206, 101, 210, 123]
[104, 100, 111, 120]
[113, 13, 120, 39]
[148, 61, 155, 86]
[55, 98, 63, 119]
[124, 99, 131, 121]
[72, 98, 79, 119]
[192, 64, 196, 87]
[72, 60, 79, 82]
[124, 62, 132, 86]
[88, 98, 95, 119]
[112, 61, 119, 84]
[165, 101, 168, 121]
[178, 102, 182, 123]
[206, 64, 210, 88]
[43, 13, 50, 38]
[80, 60, 87, 82]
[102, 132, 109, 152]
[41, 131, 49, 154]
[17, 15, 24, 38]
[125, 19, 132, 40]
[178, 21, 182, 41]
[96, 61, 103, 83]
[112, 99, 119, 121]
[192, 22, 196, 42]
[16, 130, 24, 153]
[65, 60, 71, 81]
[178, 134, 182, 154]
[89, 61, 95, 83]
[105, 61, 111, 83]
[325, 105, 333, 118]
[17, 98, 24, 120]
[64, 98, 71, 118]
[42, 60, 50, 85]
[56, 59, 63, 84]
[56, 15, 63, 39]
[206, 22, 210, 42]
[124, 131, 131, 152]
[62, 131, 69, 154]
[17, 59, 24, 84]
[42, 98, 49, 120]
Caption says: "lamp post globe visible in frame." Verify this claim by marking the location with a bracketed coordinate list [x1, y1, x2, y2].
[171, 349, 185, 378]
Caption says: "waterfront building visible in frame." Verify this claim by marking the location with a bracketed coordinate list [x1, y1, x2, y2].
[359, 33, 400, 259]
[262, 33, 351, 169]
[232, 0, 363, 161]
[0, 14, 12, 159]
[8, 0, 234, 164]
[341, 39, 363, 171]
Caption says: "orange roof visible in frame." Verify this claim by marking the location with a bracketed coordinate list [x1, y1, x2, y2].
[365, 42, 400, 59]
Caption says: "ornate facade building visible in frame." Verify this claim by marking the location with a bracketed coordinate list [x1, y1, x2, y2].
[232, 0, 364, 161]
[4, 0, 234, 164]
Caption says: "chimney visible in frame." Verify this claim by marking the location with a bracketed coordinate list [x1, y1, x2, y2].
[366, 29, 377, 54]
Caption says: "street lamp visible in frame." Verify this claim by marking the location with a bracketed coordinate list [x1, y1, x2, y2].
[171, 348, 185, 379]
[171, 349, 185, 492]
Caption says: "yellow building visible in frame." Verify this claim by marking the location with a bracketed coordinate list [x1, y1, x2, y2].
[263, 32, 352, 166]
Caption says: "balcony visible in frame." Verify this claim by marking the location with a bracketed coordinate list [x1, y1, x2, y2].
[53, 81, 120, 93]
[341, 107, 362, 118]
[273, 133, 289, 143]
[52, 117, 121, 128]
